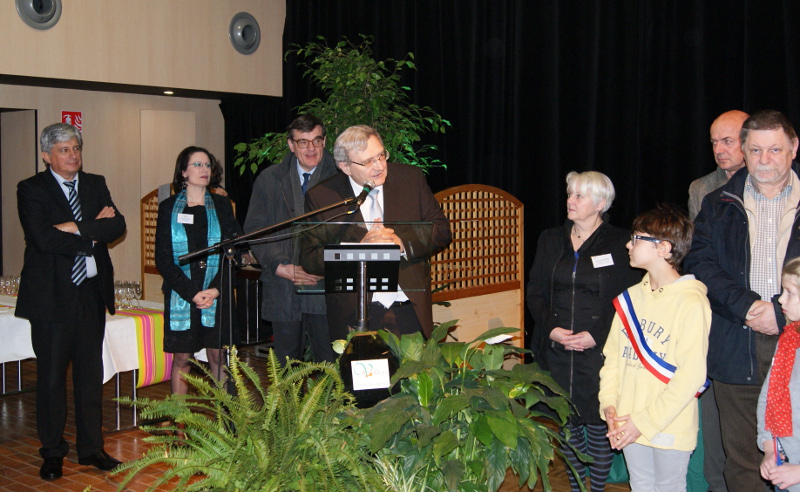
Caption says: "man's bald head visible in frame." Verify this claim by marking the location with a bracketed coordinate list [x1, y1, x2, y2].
[710, 110, 749, 177]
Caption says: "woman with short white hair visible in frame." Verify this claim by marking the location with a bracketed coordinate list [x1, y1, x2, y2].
[527, 170, 641, 492]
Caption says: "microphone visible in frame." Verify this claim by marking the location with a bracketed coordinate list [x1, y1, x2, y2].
[355, 180, 375, 206]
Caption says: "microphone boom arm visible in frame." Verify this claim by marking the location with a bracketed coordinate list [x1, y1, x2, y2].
[178, 193, 363, 263]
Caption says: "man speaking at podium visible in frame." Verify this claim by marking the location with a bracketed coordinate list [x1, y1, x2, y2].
[303, 125, 451, 341]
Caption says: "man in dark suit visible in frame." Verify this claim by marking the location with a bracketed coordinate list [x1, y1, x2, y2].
[244, 114, 339, 363]
[16, 123, 126, 481]
[303, 125, 451, 340]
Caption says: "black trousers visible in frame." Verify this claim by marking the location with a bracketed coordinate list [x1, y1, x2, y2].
[271, 314, 336, 363]
[30, 277, 106, 460]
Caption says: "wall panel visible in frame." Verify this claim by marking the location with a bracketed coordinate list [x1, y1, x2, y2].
[0, 0, 284, 96]
[0, 83, 224, 285]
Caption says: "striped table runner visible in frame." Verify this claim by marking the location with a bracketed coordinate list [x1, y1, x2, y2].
[115, 307, 172, 388]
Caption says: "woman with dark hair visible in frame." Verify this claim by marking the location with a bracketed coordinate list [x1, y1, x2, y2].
[527, 171, 641, 492]
[155, 146, 241, 396]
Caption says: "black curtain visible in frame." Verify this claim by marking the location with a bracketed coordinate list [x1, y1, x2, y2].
[227, 0, 800, 271]
[220, 95, 287, 224]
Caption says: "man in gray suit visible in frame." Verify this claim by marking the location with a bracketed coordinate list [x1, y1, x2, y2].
[244, 114, 339, 363]
[688, 110, 749, 220]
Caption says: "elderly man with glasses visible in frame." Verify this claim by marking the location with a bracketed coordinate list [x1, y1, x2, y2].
[301, 124, 451, 342]
[244, 114, 339, 364]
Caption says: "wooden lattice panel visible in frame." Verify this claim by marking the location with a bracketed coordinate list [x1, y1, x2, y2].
[141, 189, 160, 276]
[431, 184, 524, 302]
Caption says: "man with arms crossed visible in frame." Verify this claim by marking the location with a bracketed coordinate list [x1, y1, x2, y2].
[17, 123, 126, 481]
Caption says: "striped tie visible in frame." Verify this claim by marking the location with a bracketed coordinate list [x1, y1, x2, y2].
[63, 181, 86, 285]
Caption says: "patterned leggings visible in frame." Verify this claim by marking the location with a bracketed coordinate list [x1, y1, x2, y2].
[561, 422, 614, 492]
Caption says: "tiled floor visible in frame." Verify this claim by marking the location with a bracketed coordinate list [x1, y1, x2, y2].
[0, 351, 630, 491]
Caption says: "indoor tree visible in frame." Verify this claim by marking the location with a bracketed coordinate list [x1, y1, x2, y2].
[233, 35, 450, 175]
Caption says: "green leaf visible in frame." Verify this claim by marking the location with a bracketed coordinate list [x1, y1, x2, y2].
[441, 459, 465, 492]
[431, 394, 470, 426]
[440, 342, 467, 366]
[399, 332, 426, 362]
[470, 326, 521, 344]
[432, 430, 460, 464]
[417, 371, 433, 407]
[463, 386, 510, 411]
[389, 360, 428, 387]
[483, 344, 505, 371]
[377, 329, 401, 357]
[415, 423, 442, 447]
[486, 438, 510, 491]
[365, 395, 417, 452]
[485, 409, 519, 449]
[470, 414, 494, 447]
[431, 319, 458, 342]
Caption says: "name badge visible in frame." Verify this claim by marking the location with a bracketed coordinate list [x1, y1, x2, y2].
[177, 213, 194, 224]
[591, 254, 614, 268]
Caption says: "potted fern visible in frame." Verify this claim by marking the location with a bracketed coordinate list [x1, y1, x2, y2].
[114, 347, 382, 491]
[233, 35, 450, 176]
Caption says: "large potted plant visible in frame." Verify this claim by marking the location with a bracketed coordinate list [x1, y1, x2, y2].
[360, 320, 581, 492]
[233, 35, 450, 176]
[114, 326, 579, 491]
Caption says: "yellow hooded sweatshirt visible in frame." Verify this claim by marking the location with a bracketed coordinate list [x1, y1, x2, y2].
[598, 273, 711, 451]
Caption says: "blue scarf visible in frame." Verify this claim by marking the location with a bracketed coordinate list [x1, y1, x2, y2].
[169, 189, 221, 331]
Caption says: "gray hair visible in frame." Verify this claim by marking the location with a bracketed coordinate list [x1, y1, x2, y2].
[566, 171, 615, 212]
[333, 125, 384, 163]
[740, 109, 798, 148]
[41, 123, 82, 154]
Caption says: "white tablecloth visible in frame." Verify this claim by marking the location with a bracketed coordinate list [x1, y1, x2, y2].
[0, 296, 165, 383]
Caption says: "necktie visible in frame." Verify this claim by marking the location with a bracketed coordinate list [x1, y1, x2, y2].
[369, 189, 383, 222]
[301, 172, 311, 195]
[63, 181, 86, 285]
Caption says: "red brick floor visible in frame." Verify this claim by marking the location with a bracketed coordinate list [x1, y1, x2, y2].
[0, 351, 630, 491]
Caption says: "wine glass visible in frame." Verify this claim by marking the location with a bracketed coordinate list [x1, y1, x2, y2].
[114, 280, 123, 310]
[133, 281, 143, 308]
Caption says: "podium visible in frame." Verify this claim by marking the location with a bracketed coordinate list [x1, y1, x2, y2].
[293, 221, 435, 407]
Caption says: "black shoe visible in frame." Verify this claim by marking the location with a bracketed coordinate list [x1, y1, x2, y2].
[39, 457, 63, 480]
[78, 449, 122, 471]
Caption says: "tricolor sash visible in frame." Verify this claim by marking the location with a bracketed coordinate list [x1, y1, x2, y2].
[612, 290, 709, 397]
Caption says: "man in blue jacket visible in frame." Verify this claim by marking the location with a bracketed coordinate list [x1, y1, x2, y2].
[685, 109, 800, 490]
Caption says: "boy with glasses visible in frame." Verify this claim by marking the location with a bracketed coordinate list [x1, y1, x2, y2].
[599, 204, 711, 491]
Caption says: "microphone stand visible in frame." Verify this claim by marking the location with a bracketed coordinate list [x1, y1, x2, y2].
[177, 191, 368, 392]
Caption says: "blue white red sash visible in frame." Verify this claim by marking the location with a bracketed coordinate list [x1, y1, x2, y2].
[612, 290, 709, 397]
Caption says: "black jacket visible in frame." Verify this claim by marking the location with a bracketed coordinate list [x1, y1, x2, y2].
[16, 170, 125, 321]
[684, 164, 800, 384]
[527, 219, 641, 423]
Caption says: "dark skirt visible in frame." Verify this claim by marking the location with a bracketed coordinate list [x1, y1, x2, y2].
[163, 294, 238, 354]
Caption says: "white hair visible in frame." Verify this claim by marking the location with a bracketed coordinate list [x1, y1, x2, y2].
[566, 171, 615, 212]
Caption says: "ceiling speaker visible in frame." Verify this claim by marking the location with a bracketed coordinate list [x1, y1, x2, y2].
[228, 12, 260, 55]
[16, 0, 62, 30]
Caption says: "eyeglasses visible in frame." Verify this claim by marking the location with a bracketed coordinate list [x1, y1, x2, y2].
[631, 234, 662, 246]
[292, 137, 325, 149]
[190, 162, 212, 168]
[350, 150, 390, 168]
